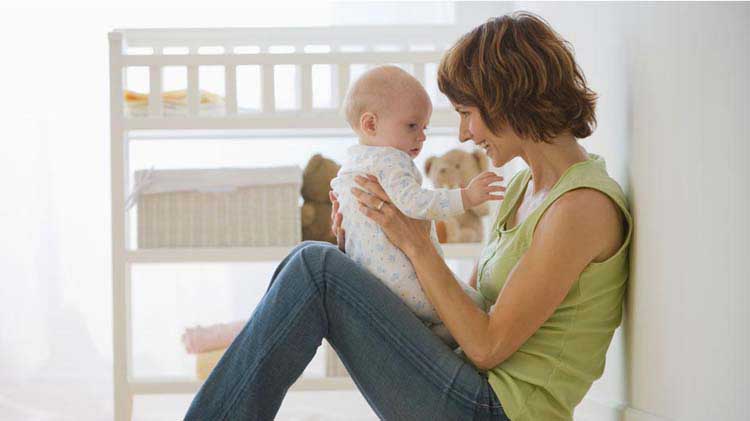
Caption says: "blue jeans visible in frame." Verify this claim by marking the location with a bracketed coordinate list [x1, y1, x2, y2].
[184, 241, 509, 421]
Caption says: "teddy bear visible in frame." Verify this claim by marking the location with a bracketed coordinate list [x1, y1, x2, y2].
[424, 149, 491, 243]
[301, 154, 341, 244]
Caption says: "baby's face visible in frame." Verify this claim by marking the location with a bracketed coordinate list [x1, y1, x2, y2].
[373, 92, 432, 159]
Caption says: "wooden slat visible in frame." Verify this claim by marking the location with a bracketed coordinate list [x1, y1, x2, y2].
[121, 109, 460, 130]
[225, 65, 238, 115]
[148, 65, 162, 116]
[115, 26, 462, 48]
[414, 62, 426, 85]
[337, 63, 350, 108]
[187, 65, 199, 116]
[130, 376, 356, 395]
[300, 63, 312, 112]
[120, 51, 443, 66]
[109, 31, 133, 421]
[125, 243, 479, 263]
[262, 64, 275, 112]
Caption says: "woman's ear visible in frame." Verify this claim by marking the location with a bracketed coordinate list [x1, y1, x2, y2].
[360, 112, 377, 137]
[473, 150, 489, 172]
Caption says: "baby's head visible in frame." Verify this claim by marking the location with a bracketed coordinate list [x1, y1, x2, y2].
[344, 65, 432, 159]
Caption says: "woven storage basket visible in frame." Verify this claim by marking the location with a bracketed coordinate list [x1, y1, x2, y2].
[132, 166, 302, 248]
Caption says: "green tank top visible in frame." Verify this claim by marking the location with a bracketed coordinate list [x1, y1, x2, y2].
[477, 153, 632, 421]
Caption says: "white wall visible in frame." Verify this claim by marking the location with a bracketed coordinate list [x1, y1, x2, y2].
[622, 4, 749, 421]
[517, 3, 750, 421]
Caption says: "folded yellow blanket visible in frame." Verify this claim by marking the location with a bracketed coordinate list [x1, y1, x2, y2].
[124, 89, 225, 106]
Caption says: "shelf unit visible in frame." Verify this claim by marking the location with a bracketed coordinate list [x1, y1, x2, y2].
[126, 243, 482, 264]
[109, 26, 477, 421]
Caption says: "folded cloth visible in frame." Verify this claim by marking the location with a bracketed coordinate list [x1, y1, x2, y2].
[181, 320, 245, 354]
[124, 89, 228, 117]
[196, 348, 227, 381]
[124, 89, 225, 106]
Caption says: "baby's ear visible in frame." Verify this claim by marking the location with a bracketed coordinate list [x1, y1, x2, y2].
[473, 150, 488, 172]
[424, 157, 436, 176]
[360, 112, 377, 136]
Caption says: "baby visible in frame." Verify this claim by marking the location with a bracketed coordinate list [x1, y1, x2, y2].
[330, 65, 501, 348]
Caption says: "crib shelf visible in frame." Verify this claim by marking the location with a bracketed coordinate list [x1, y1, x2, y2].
[126, 246, 295, 264]
[126, 243, 482, 264]
[130, 376, 357, 395]
[110, 25, 480, 421]
[123, 112, 459, 131]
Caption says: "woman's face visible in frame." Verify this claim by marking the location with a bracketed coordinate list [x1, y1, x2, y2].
[453, 103, 522, 168]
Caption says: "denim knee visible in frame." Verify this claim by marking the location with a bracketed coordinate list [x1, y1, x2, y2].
[296, 242, 343, 282]
[287, 240, 334, 257]
[299, 240, 338, 249]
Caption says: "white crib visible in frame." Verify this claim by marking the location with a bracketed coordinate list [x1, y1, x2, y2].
[109, 25, 487, 421]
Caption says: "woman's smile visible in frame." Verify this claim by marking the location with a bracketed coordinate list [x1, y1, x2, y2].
[476, 140, 494, 159]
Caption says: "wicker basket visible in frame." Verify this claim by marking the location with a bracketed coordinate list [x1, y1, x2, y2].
[131, 166, 302, 248]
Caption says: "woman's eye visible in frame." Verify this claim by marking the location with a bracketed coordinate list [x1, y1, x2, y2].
[408, 124, 417, 129]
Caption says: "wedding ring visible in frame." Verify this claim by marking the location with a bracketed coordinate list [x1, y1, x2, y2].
[377, 200, 385, 211]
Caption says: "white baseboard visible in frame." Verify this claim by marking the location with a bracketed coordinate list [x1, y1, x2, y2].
[573, 399, 671, 421]
[623, 407, 671, 421]
[574, 397, 625, 421]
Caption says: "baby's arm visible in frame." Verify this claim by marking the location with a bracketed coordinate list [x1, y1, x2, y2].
[376, 153, 463, 220]
[461, 171, 506, 210]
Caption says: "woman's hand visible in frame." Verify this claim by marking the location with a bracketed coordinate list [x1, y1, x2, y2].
[329, 191, 345, 252]
[351, 175, 432, 257]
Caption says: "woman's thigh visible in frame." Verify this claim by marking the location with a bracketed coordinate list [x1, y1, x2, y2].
[302, 242, 509, 420]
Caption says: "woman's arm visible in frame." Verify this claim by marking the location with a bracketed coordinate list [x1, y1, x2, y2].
[353, 176, 623, 370]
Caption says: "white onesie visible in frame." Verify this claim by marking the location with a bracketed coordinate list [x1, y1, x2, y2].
[330, 145, 487, 344]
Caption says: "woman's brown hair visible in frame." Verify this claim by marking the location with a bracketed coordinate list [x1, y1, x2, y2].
[438, 12, 597, 143]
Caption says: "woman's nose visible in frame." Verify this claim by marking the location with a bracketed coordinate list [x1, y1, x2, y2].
[458, 119, 472, 143]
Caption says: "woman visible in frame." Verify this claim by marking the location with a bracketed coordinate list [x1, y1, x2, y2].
[185, 12, 631, 421]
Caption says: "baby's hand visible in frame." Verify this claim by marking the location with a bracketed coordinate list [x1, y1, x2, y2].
[460, 171, 505, 209]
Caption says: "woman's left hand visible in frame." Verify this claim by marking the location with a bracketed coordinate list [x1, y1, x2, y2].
[351, 174, 432, 256]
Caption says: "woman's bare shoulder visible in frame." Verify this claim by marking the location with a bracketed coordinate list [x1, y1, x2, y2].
[541, 188, 625, 263]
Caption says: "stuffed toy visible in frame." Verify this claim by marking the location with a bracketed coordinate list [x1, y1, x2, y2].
[301, 154, 341, 244]
[424, 149, 491, 243]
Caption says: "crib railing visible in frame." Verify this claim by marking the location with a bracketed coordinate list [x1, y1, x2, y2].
[111, 26, 463, 128]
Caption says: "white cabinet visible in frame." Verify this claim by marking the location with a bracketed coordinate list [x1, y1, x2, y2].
[109, 26, 482, 421]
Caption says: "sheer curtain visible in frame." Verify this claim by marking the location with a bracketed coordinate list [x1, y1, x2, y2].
[0, 3, 508, 420]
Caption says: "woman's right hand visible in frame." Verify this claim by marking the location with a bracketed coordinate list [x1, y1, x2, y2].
[329, 191, 345, 252]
